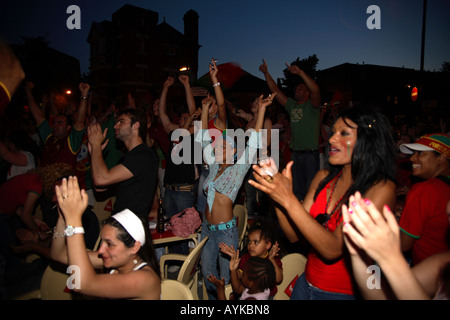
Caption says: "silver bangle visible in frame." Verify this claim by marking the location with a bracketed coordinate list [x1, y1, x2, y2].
[53, 227, 65, 239]
[213, 82, 221, 87]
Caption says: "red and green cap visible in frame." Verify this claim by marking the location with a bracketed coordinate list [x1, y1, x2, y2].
[400, 133, 450, 159]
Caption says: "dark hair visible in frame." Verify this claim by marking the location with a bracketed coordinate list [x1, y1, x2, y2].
[103, 216, 160, 278]
[118, 108, 148, 142]
[55, 113, 73, 127]
[248, 218, 275, 244]
[315, 106, 397, 208]
[244, 257, 276, 292]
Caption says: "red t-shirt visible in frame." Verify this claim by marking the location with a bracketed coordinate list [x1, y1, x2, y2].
[305, 178, 354, 295]
[399, 178, 450, 265]
[0, 173, 42, 215]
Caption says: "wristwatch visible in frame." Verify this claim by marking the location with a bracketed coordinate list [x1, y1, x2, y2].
[64, 225, 85, 237]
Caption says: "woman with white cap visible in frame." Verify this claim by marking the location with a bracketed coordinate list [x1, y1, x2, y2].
[398, 133, 450, 265]
[51, 176, 161, 299]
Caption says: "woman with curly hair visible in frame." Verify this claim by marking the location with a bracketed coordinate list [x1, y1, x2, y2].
[250, 105, 397, 300]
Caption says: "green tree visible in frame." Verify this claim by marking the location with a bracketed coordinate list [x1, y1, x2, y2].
[440, 61, 450, 73]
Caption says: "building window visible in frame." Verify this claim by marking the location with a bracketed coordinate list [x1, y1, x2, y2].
[139, 39, 147, 55]
[164, 46, 177, 57]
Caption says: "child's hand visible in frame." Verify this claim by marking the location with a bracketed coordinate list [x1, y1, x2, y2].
[219, 243, 237, 257]
[207, 274, 225, 289]
[269, 241, 280, 260]
[229, 249, 240, 271]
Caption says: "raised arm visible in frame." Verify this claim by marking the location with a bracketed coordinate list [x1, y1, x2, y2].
[73, 83, 90, 130]
[254, 93, 275, 132]
[24, 81, 45, 125]
[0, 39, 25, 113]
[179, 74, 196, 114]
[158, 76, 179, 134]
[0, 139, 29, 167]
[342, 193, 430, 300]
[201, 95, 213, 130]
[286, 63, 321, 108]
[209, 60, 227, 129]
[259, 59, 288, 107]
[250, 160, 347, 261]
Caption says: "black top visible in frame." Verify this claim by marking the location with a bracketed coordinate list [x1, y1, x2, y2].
[113, 143, 158, 221]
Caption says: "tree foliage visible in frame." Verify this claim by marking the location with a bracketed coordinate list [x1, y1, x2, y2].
[280, 54, 319, 97]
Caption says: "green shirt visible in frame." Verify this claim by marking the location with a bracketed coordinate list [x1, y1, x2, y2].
[285, 98, 320, 151]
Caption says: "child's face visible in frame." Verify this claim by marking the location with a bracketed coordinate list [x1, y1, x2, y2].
[247, 230, 271, 257]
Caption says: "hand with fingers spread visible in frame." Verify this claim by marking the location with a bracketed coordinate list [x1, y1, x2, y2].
[219, 243, 237, 258]
[342, 192, 402, 263]
[229, 249, 241, 272]
[268, 241, 280, 260]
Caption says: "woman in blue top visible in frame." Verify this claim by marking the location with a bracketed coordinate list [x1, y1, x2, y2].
[197, 93, 275, 299]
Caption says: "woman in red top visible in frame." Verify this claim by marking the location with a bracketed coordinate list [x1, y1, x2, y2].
[250, 106, 397, 300]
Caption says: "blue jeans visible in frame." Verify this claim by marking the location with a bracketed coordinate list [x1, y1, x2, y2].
[291, 273, 355, 300]
[162, 187, 197, 255]
[291, 150, 320, 201]
[162, 188, 197, 218]
[200, 220, 238, 300]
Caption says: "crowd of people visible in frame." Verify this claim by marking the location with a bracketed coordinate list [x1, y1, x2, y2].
[1, 38, 450, 301]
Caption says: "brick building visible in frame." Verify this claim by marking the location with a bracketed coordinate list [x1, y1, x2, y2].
[87, 4, 200, 109]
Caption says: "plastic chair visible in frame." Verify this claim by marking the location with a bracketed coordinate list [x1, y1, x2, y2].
[274, 253, 307, 300]
[161, 279, 194, 300]
[224, 283, 233, 300]
[14, 261, 75, 300]
[233, 204, 248, 251]
[40, 261, 75, 300]
[93, 194, 116, 222]
[159, 236, 209, 300]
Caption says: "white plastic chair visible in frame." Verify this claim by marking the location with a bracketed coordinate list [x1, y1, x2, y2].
[274, 253, 307, 300]
[159, 236, 209, 299]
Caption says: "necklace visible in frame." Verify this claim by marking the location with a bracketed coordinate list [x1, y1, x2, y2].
[325, 171, 342, 215]
[214, 165, 228, 182]
[315, 171, 348, 230]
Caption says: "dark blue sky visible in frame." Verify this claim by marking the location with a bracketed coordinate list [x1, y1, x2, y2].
[1, 0, 449, 81]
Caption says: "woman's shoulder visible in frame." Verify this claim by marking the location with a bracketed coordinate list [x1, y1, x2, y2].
[365, 179, 397, 208]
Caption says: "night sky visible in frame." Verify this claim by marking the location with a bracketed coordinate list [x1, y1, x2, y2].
[1, 0, 449, 81]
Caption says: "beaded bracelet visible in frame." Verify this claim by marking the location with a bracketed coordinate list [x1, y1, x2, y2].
[53, 227, 65, 239]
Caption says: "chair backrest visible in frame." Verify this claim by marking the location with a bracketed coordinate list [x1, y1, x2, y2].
[274, 253, 307, 300]
[177, 236, 209, 287]
[161, 279, 194, 300]
[93, 195, 116, 222]
[233, 204, 248, 250]
[40, 262, 74, 300]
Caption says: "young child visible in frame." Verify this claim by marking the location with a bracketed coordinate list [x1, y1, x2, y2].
[208, 256, 276, 300]
[219, 220, 283, 298]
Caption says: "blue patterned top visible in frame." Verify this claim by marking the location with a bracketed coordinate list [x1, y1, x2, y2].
[196, 129, 261, 212]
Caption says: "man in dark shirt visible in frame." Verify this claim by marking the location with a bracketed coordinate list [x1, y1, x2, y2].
[87, 108, 157, 221]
